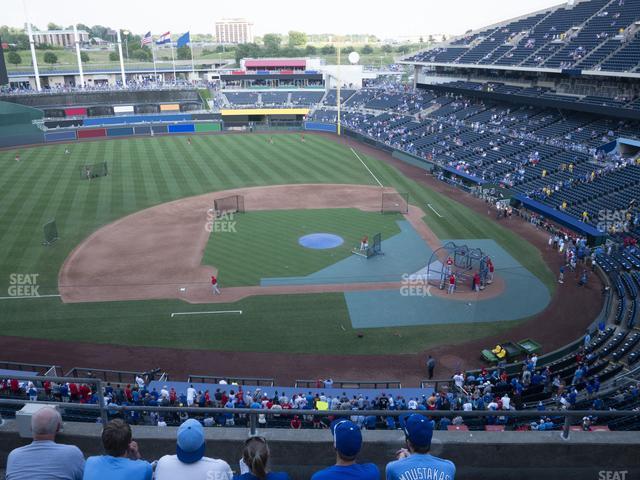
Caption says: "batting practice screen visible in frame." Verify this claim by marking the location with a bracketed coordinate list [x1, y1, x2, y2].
[214, 195, 245, 216]
[381, 192, 409, 214]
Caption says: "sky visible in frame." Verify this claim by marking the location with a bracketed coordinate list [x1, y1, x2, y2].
[8, 0, 565, 39]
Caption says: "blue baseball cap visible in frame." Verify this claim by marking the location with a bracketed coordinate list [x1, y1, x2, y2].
[331, 419, 362, 457]
[176, 419, 205, 464]
[404, 414, 434, 448]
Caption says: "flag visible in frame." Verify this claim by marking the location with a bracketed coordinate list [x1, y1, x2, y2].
[141, 31, 152, 47]
[156, 31, 171, 45]
[177, 31, 190, 48]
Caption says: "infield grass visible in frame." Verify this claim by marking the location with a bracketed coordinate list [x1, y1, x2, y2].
[0, 132, 553, 354]
[202, 209, 402, 286]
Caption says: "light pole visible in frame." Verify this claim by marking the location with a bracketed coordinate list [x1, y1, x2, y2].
[122, 30, 129, 61]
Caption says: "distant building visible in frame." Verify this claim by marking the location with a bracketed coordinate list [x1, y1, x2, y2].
[215, 19, 253, 44]
[31, 30, 89, 47]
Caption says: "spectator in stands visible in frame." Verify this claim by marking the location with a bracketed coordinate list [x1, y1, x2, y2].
[311, 420, 379, 480]
[6, 406, 85, 480]
[234, 436, 290, 480]
[83, 419, 152, 480]
[386, 414, 456, 480]
[155, 418, 232, 480]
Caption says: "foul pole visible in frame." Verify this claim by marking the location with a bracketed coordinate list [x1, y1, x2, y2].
[73, 25, 84, 88]
[337, 42, 341, 136]
[23, 0, 41, 91]
[116, 29, 126, 87]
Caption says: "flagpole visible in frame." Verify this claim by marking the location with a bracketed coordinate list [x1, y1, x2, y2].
[152, 42, 158, 83]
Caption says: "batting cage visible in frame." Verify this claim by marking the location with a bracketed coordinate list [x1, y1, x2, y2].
[42, 219, 59, 246]
[214, 195, 245, 216]
[426, 241, 490, 288]
[381, 191, 409, 214]
[80, 162, 108, 180]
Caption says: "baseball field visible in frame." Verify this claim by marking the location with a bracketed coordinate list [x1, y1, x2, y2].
[0, 132, 560, 362]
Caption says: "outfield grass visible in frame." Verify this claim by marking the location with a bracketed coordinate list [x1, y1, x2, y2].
[0, 133, 552, 354]
[203, 209, 402, 286]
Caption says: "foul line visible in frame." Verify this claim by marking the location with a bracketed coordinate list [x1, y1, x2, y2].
[427, 204, 443, 218]
[0, 294, 61, 300]
[171, 310, 243, 318]
[350, 148, 383, 188]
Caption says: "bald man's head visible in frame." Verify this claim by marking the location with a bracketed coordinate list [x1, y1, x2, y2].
[31, 407, 61, 438]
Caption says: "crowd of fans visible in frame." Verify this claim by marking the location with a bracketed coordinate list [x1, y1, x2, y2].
[4, 406, 455, 480]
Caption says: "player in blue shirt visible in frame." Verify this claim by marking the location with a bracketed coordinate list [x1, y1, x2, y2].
[311, 419, 379, 480]
[386, 414, 456, 480]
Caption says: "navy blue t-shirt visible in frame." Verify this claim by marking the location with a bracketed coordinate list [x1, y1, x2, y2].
[312, 463, 380, 480]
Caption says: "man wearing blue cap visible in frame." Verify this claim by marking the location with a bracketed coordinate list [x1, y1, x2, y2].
[311, 419, 379, 480]
[386, 414, 455, 480]
[155, 418, 233, 480]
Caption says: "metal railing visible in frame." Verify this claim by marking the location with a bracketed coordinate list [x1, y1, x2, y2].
[0, 395, 638, 440]
[186, 375, 274, 386]
[0, 361, 61, 376]
[294, 380, 402, 389]
[64, 367, 164, 384]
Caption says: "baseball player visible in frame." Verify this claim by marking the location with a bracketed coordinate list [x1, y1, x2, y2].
[14, 153, 20, 162]
[211, 275, 221, 295]
[360, 236, 369, 251]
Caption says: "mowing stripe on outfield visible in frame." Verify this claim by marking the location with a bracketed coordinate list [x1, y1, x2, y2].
[427, 203, 443, 218]
[0, 294, 61, 300]
[350, 148, 383, 188]
[170, 310, 243, 318]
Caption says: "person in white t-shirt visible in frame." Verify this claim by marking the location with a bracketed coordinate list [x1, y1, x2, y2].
[155, 419, 232, 480]
[135, 375, 145, 390]
[186, 385, 196, 407]
[453, 372, 465, 390]
[160, 386, 169, 401]
[501, 394, 511, 410]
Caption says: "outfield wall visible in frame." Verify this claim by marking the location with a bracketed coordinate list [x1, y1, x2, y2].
[1, 420, 638, 480]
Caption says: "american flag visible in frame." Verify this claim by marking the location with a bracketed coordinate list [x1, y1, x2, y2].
[141, 31, 152, 47]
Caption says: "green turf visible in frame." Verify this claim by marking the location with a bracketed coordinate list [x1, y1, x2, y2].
[202, 209, 401, 286]
[0, 133, 553, 354]
[0, 294, 523, 355]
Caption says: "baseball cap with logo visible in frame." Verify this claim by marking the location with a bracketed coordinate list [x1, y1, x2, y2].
[403, 414, 434, 448]
[176, 418, 205, 464]
[330, 419, 362, 457]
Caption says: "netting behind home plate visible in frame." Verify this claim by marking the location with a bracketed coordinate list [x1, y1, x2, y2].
[381, 192, 409, 214]
[214, 195, 245, 216]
